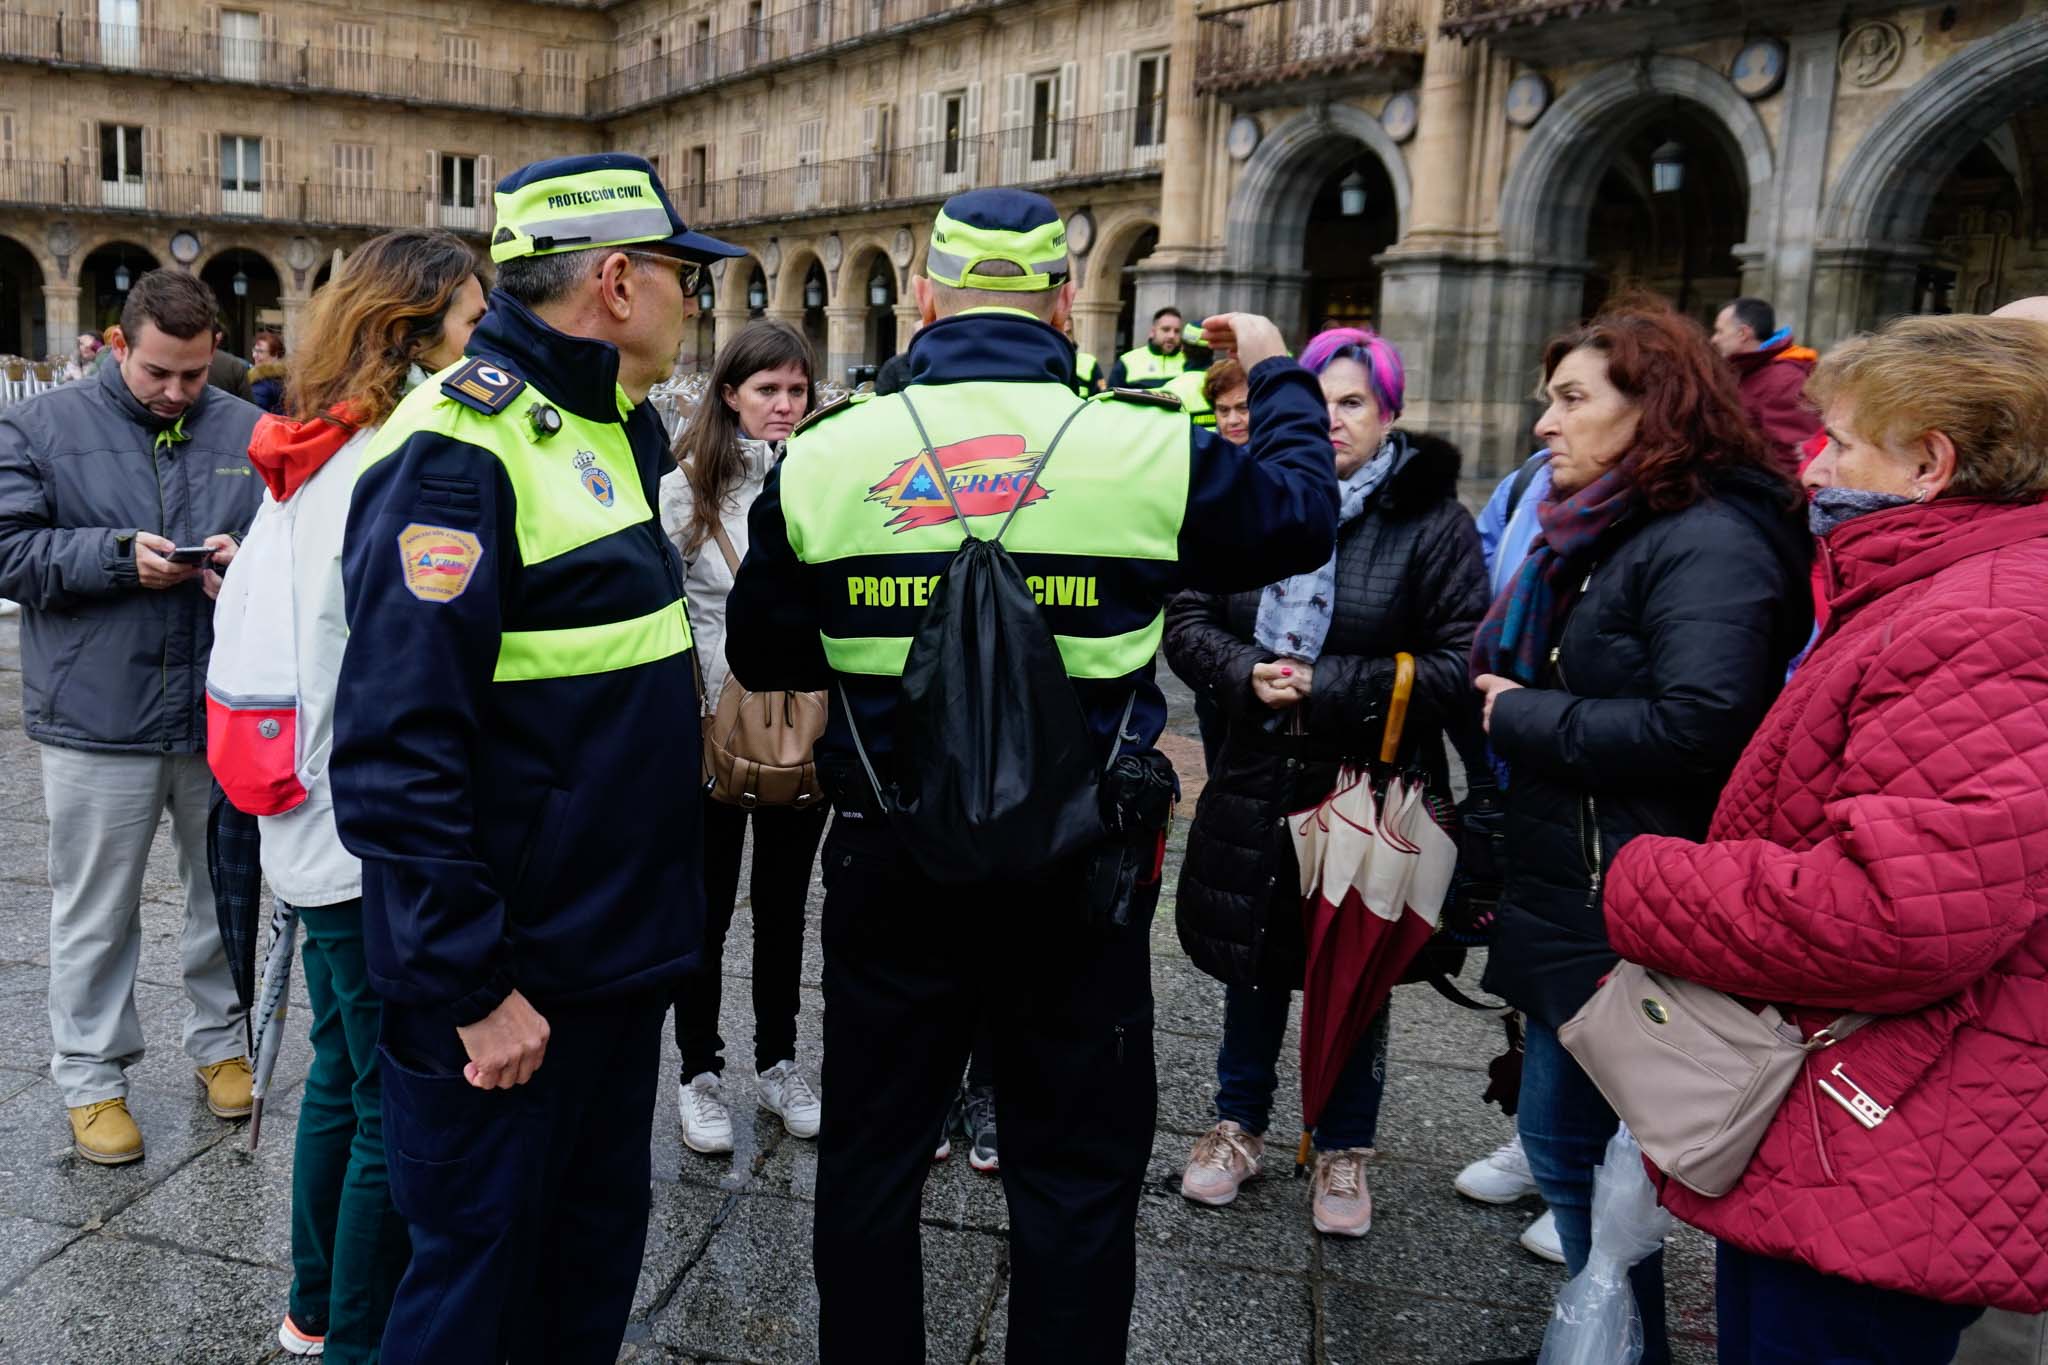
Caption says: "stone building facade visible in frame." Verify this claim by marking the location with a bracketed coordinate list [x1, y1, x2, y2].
[0, 0, 2043, 468]
[1148, 0, 2048, 473]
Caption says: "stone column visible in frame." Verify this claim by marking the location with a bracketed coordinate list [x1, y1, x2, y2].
[41, 284, 80, 352]
[894, 301, 921, 354]
[1070, 299, 1119, 374]
[1402, 0, 1478, 248]
[278, 293, 312, 353]
[824, 305, 866, 387]
[713, 305, 751, 353]
[1148, 0, 1206, 266]
[1756, 30, 1842, 337]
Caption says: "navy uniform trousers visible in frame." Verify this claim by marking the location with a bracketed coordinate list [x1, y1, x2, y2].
[812, 812, 1159, 1364]
[376, 991, 667, 1365]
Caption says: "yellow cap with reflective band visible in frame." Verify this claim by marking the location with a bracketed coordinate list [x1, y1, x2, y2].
[925, 188, 1069, 292]
[490, 152, 744, 265]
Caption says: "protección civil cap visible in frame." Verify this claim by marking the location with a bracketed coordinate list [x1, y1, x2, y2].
[925, 188, 1069, 293]
[490, 152, 746, 265]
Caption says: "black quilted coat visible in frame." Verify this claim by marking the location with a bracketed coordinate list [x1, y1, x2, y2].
[1166, 431, 1489, 990]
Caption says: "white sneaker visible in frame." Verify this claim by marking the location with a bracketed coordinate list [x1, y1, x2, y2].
[1454, 1135, 1538, 1204]
[678, 1071, 734, 1154]
[0, 598, 18, 617]
[757, 1059, 821, 1139]
[1519, 1207, 1565, 1264]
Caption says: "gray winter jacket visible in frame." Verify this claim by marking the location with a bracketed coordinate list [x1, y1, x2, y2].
[0, 361, 263, 753]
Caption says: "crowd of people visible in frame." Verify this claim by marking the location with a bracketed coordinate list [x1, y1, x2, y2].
[0, 147, 2045, 1365]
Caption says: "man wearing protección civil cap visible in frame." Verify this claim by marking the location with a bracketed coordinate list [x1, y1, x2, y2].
[330, 153, 742, 1365]
[726, 187, 1340, 1362]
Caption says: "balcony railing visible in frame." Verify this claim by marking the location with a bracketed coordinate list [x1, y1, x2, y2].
[0, 160, 494, 236]
[0, 12, 587, 116]
[1439, 0, 1645, 36]
[1196, 0, 1424, 97]
[678, 108, 1165, 230]
[590, 0, 1029, 117]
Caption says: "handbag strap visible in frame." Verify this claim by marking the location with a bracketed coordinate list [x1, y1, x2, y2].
[709, 519, 741, 575]
[1808, 1012, 1875, 1048]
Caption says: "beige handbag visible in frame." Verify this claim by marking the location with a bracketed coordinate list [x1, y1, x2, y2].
[696, 518, 828, 810]
[1559, 961, 1874, 1198]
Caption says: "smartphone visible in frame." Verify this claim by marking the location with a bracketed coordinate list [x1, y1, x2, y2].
[164, 545, 217, 566]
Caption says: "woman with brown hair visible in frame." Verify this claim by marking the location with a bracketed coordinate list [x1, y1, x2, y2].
[206, 229, 485, 1361]
[659, 319, 827, 1156]
[1469, 297, 1813, 1365]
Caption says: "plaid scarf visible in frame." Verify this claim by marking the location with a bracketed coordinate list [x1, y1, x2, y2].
[1471, 462, 1637, 685]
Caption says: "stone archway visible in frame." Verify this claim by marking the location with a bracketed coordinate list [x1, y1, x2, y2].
[0, 234, 47, 358]
[199, 247, 284, 358]
[839, 238, 901, 369]
[1225, 104, 1413, 275]
[1813, 14, 2048, 337]
[1497, 55, 1775, 268]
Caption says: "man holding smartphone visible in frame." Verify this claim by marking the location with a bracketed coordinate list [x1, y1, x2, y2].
[0, 268, 262, 1165]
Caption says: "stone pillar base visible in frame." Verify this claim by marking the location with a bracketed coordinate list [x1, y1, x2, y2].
[41, 284, 81, 357]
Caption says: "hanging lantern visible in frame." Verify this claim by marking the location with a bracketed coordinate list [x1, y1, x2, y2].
[748, 276, 767, 310]
[1339, 170, 1367, 218]
[805, 275, 825, 309]
[1651, 140, 1686, 195]
[697, 280, 715, 311]
[231, 269, 250, 298]
[869, 272, 890, 308]
[114, 262, 132, 292]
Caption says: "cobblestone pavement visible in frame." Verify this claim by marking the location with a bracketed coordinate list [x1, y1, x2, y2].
[0, 617, 1719, 1363]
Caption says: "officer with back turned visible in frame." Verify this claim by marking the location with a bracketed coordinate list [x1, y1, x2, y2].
[329, 153, 742, 1365]
[725, 187, 1339, 1364]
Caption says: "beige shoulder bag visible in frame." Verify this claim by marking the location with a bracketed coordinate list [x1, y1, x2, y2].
[1559, 962, 1875, 1197]
[694, 512, 828, 810]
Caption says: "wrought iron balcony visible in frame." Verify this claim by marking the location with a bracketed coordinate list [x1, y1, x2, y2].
[1438, 0, 1648, 36]
[0, 11, 587, 116]
[1196, 0, 1424, 104]
[0, 160, 494, 237]
[677, 107, 1166, 232]
[590, 0, 1032, 119]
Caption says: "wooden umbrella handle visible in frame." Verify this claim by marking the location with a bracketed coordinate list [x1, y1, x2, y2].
[1379, 652, 1416, 764]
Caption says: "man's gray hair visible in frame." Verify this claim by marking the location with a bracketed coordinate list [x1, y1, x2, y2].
[927, 258, 1062, 321]
[495, 247, 609, 309]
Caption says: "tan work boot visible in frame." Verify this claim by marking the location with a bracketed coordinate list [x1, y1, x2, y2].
[196, 1057, 254, 1120]
[1311, 1147, 1375, 1237]
[1180, 1120, 1264, 1207]
[68, 1097, 144, 1165]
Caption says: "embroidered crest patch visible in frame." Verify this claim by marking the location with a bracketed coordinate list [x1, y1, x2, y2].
[397, 523, 485, 603]
[573, 450, 616, 507]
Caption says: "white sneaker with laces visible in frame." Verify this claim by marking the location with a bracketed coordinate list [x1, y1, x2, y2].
[1180, 1120, 1265, 1207]
[1454, 1134, 1538, 1204]
[758, 1059, 822, 1139]
[678, 1071, 735, 1154]
[1519, 1207, 1565, 1264]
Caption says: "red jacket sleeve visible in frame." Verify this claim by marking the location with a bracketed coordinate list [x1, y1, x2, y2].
[1603, 607, 2048, 1013]
[1743, 361, 1822, 472]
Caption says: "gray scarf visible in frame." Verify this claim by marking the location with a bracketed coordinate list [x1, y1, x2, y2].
[1809, 486, 1913, 539]
[1253, 435, 1399, 661]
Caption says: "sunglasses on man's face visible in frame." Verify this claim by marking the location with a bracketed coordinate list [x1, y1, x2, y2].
[624, 251, 704, 296]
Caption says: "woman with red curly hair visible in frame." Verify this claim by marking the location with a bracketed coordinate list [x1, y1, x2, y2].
[1469, 298, 1814, 1363]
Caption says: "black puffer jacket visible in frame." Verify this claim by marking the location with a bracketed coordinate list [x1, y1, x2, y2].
[1166, 431, 1488, 989]
[1482, 466, 1813, 1028]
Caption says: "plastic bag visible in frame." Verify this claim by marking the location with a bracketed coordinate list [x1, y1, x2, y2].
[1538, 1125, 1673, 1365]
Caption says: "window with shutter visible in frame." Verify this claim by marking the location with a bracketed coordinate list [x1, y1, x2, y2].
[97, 0, 139, 68]
[1027, 70, 1059, 169]
[98, 122, 143, 206]
[439, 152, 480, 228]
[940, 89, 965, 179]
[442, 34, 480, 105]
[545, 48, 579, 114]
[218, 9, 258, 80]
[737, 130, 763, 217]
[794, 117, 822, 208]
[688, 144, 708, 210]
[335, 21, 373, 89]
[219, 132, 261, 214]
[1133, 51, 1167, 153]
[335, 140, 374, 222]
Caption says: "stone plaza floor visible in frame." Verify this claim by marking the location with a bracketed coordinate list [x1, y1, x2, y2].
[0, 615, 1724, 1363]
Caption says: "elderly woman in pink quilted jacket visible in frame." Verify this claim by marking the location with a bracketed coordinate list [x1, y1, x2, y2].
[1601, 313, 2048, 1364]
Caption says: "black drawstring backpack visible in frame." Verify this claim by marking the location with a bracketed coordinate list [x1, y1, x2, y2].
[844, 389, 1135, 885]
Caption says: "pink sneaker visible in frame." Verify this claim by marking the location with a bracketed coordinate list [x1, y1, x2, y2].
[1180, 1121, 1264, 1206]
[1311, 1148, 1374, 1237]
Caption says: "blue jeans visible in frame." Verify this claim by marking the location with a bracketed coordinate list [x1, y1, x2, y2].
[1519, 1020, 1670, 1365]
[1214, 983, 1387, 1150]
[1716, 1240, 1982, 1364]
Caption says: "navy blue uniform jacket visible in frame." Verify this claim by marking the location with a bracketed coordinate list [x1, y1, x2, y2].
[725, 311, 1340, 768]
[331, 296, 705, 1024]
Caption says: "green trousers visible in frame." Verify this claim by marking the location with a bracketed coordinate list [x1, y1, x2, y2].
[289, 900, 410, 1363]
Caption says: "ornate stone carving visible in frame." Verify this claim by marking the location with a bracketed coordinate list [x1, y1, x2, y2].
[1840, 21, 1904, 88]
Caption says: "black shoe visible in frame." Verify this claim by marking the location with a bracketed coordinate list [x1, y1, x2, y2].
[963, 1084, 998, 1173]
